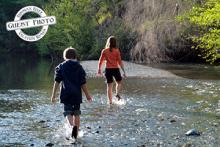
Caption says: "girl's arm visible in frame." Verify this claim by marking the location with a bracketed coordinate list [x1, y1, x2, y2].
[120, 62, 126, 78]
[98, 50, 105, 74]
[117, 50, 126, 77]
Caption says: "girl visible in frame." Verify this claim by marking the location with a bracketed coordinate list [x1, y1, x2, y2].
[97, 36, 126, 104]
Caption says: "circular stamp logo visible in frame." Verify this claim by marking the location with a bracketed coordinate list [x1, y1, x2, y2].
[6, 6, 56, 42]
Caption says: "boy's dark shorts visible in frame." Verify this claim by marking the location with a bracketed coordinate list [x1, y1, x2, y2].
[105, 68, 122, 83]
[63, 104, 81, 117]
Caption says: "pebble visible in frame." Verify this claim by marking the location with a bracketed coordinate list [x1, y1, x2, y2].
[213, 123, 218, 127]
[185, 129, 201, 136]
[160, 118, 164, 121]
[170, 119, 176, 123]
[38, 120, 46, 123]
[182, 143, 192, 147]
[45, 143, 54, 147]
[42, 125, 49, 128]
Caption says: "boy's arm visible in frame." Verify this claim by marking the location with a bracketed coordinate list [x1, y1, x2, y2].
[81, 84, 92, 102]
[51, 81, 60, 103]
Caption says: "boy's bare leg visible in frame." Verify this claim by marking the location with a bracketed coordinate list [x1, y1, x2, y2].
[74, 115, 80, 133]
[67, 115, 80, 139]
[66, 115, 74, 126]
[107, 83, 113, 104]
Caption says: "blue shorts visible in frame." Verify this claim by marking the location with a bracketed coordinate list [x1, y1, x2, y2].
[63, 104, 81, 117]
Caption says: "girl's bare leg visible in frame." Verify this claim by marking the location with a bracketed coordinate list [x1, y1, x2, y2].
[107, 83, 113, 104]
[116, 81, 122, 96]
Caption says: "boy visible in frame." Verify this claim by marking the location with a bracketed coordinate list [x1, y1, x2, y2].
[51, 47, 92, 139]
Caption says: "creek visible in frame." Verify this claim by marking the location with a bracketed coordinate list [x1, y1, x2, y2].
[0, 57, 219, 146]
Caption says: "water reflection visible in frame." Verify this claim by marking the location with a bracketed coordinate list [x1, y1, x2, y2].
[149, 63, 220, 80]
[0, 54, 53, 90]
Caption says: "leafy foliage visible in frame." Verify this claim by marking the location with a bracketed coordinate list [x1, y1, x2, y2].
[38, 0, 135, 60]
[37, 0, 95, 59]
[178, 0, 220, 63]
[0, 0, 136, 60]
[0, 0, 48, 53]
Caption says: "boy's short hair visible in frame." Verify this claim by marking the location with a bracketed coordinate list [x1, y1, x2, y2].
[63, 47, 76, 60]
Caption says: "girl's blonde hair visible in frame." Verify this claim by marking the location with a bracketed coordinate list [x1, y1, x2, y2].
[105, 36, 117, 52]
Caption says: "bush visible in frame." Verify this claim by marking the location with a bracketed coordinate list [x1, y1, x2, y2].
[178, 0, 220, 63]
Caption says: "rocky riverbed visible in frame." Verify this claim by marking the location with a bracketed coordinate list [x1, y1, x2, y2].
[0, 61, 219, 146]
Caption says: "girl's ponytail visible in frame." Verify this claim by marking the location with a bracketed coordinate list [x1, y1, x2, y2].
[105, 36, 116, 52]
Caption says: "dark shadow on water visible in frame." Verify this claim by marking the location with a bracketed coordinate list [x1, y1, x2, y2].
[147, 63, 220, 80]
[3, 143, 26, 147]
[0, 99, 32, 113]
[0, 54, 53, 90]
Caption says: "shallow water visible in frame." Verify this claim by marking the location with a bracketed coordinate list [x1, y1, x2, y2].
[0, 58, 219, 146]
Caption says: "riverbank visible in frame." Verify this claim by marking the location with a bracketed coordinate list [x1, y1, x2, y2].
[81, 60, 180, 78]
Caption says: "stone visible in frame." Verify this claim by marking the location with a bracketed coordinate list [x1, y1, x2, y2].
[185, 129, 201, 136]
[45, 143, 54, 147]
[170, 119, 176, 123]
[38, 120, 46, 123]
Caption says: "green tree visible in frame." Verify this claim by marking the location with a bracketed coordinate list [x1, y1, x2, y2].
[178, 0, 220, 63]
[38, 0, 136, 60]
[88, 0, 136, 60]
[0, 0, 136, 60]
[0, 0, 47, 53]
[37, 0, 95, 59]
